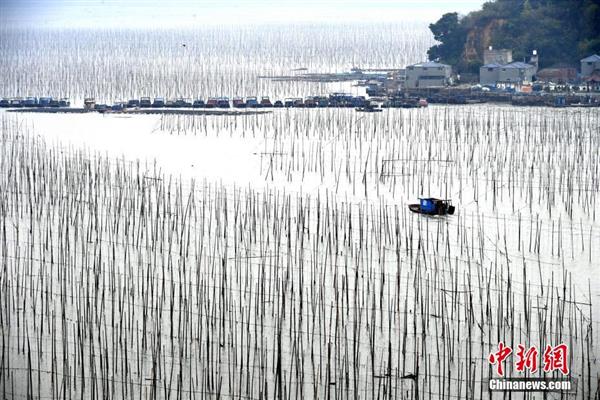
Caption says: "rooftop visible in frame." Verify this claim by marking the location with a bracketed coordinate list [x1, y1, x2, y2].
[481, 61, 534, 70]
[410, 61, 450, 68]
[581, 54, 600, 62]
[502, 61, 535, 69]
[481, 62, 503, 68]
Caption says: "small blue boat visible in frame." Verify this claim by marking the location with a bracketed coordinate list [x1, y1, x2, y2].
[409, 198, 455, 215]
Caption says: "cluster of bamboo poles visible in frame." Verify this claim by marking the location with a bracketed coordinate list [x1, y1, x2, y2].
[0, 24, 432, 104]
[157, 106, 600, 221]
[1, 115, 598, 399]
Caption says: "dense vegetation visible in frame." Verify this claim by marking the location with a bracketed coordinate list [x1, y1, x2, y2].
[428, 0, 600, 73]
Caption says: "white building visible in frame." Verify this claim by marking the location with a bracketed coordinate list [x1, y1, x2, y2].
[479, 63, 502, 85]
[498, 61, 536, 84]
[581, 54, 600, 78]
[405, 61, 452, 89]
[480, 61, 536, 86]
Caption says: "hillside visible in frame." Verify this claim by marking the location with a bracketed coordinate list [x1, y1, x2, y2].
[428, 0, 600, 73]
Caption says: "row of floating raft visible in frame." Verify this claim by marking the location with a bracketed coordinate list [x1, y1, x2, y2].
[85, 94, 376, 110]
[0, 97, 70, 108]
[1, 93, 429, 111]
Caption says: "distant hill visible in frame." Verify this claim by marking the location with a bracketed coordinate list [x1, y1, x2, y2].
[428, 0, 600, 73]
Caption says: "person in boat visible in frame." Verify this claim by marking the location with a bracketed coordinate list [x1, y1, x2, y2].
[409, 197, 455, 215]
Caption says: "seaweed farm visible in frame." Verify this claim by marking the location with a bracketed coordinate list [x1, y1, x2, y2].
[1, 21, 600, 400]
[1, 102, 599, 399]
[0, 24, 433, 104]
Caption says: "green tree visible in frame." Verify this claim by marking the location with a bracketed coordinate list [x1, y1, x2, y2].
[427, 13, 467, 66]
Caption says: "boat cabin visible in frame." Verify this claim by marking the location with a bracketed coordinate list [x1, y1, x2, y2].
[246, 97, 259, 107]
[260, 96, 272, 107]
[233, 97, 245, 108]
[217, 97, 230, 108]
[84, 98, 96, 110]
[39, 97, 52, 107]
[23, 97, 38, 107]
[409, 197, 455, 216]
[420, 198, 437, 213]
[206, 98, 218, 108]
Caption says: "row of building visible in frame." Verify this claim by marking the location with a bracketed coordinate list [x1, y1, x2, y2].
[399, 48, 600, 90]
